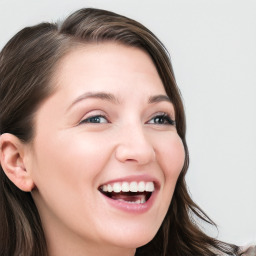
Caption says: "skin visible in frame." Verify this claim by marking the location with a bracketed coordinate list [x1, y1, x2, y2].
[1, 43, 185, 256]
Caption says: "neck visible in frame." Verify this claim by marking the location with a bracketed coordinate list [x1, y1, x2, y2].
[44, 224, 136, 256]
[47, 237, 136, 256]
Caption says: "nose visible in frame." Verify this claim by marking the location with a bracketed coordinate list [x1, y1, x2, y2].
[114, 124, 156, 165]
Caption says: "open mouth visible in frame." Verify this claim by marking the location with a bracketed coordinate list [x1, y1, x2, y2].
[98, 181, 155, 204]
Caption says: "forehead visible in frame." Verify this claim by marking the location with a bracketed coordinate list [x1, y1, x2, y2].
[51, 42, 166, 97]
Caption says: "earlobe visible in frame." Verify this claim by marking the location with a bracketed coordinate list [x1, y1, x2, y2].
[0, 133, 35, 192]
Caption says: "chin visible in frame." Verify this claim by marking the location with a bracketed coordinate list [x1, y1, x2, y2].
[101, 226, 158, 250]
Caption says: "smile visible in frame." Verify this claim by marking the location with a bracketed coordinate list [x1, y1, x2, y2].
[99, 181, 155, 204]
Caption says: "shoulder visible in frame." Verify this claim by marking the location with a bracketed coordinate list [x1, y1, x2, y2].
[240, 245, 256, 256]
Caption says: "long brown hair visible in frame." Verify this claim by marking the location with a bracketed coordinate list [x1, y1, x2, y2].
[0, 8, 240, 256]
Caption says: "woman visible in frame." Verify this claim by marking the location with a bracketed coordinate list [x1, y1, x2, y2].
[0, 7, 254, 256]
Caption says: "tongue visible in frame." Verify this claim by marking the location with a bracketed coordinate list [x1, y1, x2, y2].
[110, 192, 146, 202]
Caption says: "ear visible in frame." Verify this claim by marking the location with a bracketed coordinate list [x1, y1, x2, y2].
[0, 133, 35, 192]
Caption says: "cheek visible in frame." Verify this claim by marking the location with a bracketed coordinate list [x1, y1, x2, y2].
[30, 132, 114, 231]
[152, 133, 185, 225]
[156, 134, 185, 180]
[31, 131, 113, 195]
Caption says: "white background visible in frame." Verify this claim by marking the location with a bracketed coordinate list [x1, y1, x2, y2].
[0, 0, 255, 246]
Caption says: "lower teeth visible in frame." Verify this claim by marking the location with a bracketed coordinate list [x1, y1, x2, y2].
[117, 199, 146, 204]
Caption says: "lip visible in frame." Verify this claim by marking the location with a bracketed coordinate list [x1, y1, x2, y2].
[98, 174, 160, 214]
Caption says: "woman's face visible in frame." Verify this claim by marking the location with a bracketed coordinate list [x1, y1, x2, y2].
[28, 43, 185, 255]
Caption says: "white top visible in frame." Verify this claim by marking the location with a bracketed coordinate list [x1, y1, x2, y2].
[240, 246, 256, 256]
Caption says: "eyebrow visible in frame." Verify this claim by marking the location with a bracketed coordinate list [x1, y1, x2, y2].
[67, 92, 172, 112]
[67, 92, 120, 111]
[148, 94, 172, 104]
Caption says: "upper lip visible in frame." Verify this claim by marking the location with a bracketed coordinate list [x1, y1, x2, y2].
[98, 174, 160, 190]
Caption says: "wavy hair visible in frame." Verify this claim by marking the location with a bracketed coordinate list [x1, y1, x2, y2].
[0, 8, 240, 256]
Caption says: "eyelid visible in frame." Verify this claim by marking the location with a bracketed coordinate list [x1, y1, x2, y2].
[79, 115, 109, 125]
[147, 112, 176, 126]
[78, 110, 110, 125]
[151, 111, 174, 120]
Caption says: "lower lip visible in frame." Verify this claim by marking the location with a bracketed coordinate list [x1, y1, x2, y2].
[100, 191, 157, 214]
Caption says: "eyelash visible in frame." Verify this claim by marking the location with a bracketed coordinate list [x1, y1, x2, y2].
[79, 113, 175, 126]
[79, 115, 108, 124]
[148, 113, 176, 126]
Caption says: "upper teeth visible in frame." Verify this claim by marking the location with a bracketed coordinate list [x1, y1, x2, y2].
[101, 181, 155, 193]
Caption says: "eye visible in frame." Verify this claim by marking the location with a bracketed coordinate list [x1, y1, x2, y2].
[80, 115, 108, 124]
[147, 113, 176, 126]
